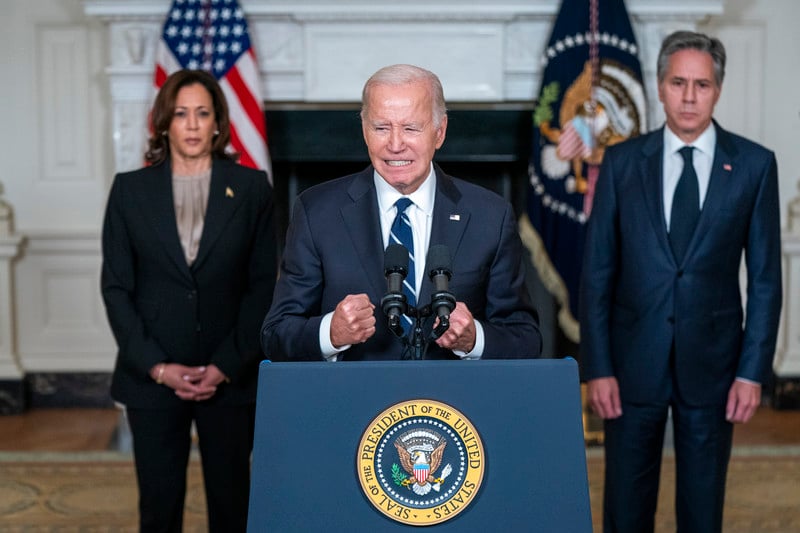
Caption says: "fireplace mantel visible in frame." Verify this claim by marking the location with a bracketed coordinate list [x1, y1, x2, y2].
[83, 0, 722, 173]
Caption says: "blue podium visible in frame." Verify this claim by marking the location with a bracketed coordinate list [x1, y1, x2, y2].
[247, 358, 591, 531]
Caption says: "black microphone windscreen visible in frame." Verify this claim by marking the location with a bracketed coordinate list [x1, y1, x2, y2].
[427, 244, 451, 273]
[385, 243, 409, 272]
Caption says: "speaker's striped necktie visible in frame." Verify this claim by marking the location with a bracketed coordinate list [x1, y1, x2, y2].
[389, 197, 416, 332]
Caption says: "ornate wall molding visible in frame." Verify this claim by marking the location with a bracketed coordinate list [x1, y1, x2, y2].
[0, 181, 25, 412]
[84, 0, 722, 173]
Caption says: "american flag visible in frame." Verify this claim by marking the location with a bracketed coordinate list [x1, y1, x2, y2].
[154, 0, 272, 179]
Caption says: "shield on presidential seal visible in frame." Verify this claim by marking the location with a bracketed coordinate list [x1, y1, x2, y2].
[413, 463, 430, 484]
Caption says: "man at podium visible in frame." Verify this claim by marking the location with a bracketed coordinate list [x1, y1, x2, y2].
[261, 64, 541, 362]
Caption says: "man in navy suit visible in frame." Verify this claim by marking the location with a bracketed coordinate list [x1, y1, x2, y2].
[262, 64, 541, 361]
[580, 31, 782, 532]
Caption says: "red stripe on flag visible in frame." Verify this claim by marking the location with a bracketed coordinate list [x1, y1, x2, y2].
[154, 65, 168, 89]
[225, 65, 267, 139]
[229, 124, 257, 169]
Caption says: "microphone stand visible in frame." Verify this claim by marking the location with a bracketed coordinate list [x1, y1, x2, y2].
[385, 293, 455, 360]
[405, 305, 432, 361]
[404, 295, 454, 360]
[384, 243, 458, 360]
[381, 291, 407, 339]
[430, 290, 456, 339]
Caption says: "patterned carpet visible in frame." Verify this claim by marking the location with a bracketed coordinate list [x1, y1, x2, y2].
[0, 454, 207, 532]
[0, 452, 798, 532]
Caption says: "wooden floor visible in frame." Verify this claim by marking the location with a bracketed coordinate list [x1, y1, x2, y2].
[1, 405, 798, 451]
[0, 408, 121, 451]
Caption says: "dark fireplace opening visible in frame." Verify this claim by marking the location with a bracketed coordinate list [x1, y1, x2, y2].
[265, 102, 534, 247]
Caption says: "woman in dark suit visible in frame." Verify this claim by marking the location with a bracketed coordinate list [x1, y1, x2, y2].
[101, 69, 277, 533]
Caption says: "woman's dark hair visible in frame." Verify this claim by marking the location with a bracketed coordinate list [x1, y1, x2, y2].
[145, 69, 236, 165]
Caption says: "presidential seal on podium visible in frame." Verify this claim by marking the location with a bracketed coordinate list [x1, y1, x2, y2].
[356, 399, 485, 526]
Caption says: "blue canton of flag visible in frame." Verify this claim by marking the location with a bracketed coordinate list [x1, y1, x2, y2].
[154, 0, 272, 176]
[522, 0, 646, 342]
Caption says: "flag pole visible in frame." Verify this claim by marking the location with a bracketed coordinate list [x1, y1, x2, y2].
[589, 0, 599, 146]
[582, 0, 606, 447]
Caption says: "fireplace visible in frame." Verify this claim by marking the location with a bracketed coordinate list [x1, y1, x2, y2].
[265, 102, 535, 243]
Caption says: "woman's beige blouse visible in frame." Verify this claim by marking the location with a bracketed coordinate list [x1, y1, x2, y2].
[172, 168, 211, 266]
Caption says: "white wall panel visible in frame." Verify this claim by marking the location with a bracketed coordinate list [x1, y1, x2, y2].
[712, 26, 765, 142]
[38, 27, 92, 183]
[15, 235, 115, 372]
[305, 24, 505, 102]
[5, 18, 111, 233]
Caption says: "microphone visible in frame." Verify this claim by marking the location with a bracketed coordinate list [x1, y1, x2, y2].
[427, 245, 456, 339]
[381, 244, 409, 338]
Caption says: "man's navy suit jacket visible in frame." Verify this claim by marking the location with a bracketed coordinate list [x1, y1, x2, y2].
[101, 158, 277, 408]
[580, 123, 782, 406]
[262, 164, 542, 361]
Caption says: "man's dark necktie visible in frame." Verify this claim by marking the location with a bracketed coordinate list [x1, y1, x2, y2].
[669, 146, 700, 263]
[389, 198, 416, 332]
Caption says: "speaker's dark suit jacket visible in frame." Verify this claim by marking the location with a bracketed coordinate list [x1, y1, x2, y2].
[102, 158, 277, 408]
[262, 164, 541, 361]
[580, 123, 782, 407]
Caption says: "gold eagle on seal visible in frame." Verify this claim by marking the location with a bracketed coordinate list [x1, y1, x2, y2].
[395, 439, 449, 496]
